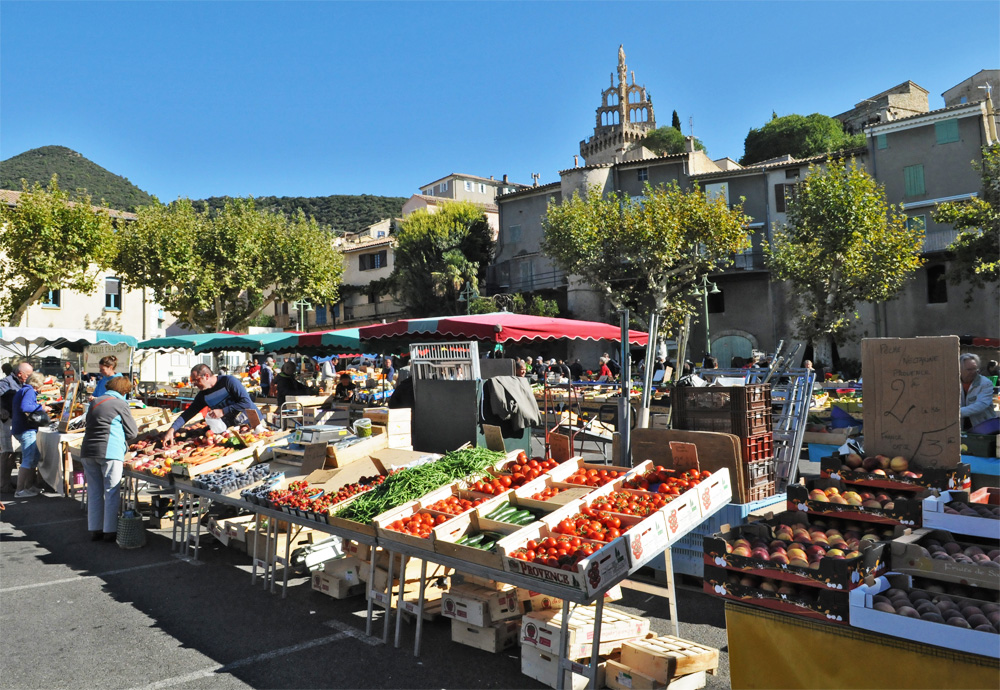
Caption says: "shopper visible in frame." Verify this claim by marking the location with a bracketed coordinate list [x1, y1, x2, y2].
[163, 364, 261, 445]
[960, 353, 998, 431]
[62, 360, 77, 396]
[274, 360, 312, 408]
[382, 356, 396, 384]
[0, 362, 30, 493]
[569, 358, 584, 381]
[81, 376, 138, 542]
[92, 355, 124, 398]
[597, 357, 614, 382]
[259, 357, 275, 397]
[12, 372, 51, 498]
[335, 373, 356, 402]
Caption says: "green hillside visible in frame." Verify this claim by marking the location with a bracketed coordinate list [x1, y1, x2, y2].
[1, 145, 408, 232]
[195, 194, 407, 235]
[0, 145, 156, 212]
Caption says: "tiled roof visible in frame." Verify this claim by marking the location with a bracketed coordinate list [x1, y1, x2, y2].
[338, 237, 394, 253]
[693, 147, 867, 179]
[0, 188, 138, 220]
[557, 151, 689, 176]
[868, 99, 986, 128]
[496, 181, 561, 201]
[419, 172, 529, 189]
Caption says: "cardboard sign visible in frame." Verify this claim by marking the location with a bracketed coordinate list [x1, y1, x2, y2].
[83, 343, 132, 374]
[861, 336, 961, 468]
[667, 441, 699, 472]
[300, 443, 329, 473]
[549, 432, 571, 462]
[58, 382, 79, 432]
[482, 424, 507, 452]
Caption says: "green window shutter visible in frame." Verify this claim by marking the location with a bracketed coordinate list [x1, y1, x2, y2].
[904, 165, 925, 197]
[876, 134, 887, 150]
[934, 119, 959, 144]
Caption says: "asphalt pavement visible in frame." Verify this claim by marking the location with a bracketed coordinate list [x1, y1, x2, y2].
[1, 483, 731, 690]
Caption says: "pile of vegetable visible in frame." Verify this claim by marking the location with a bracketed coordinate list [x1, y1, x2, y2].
[334, 447, 504, 523]
[483, 502, 539, 525]
[455, 531, 507, 551]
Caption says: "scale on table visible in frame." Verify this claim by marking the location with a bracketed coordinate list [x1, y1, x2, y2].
[292, 425, 351, 445]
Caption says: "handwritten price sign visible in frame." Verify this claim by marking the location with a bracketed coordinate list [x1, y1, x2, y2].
[862, 336, 960, 468]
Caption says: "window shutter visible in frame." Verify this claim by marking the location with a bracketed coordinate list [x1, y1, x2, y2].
[904, 165, 925, 197]
[934, 119, 959, 145]
[774, 184, 785, 213]
[876, 134, 887, 150]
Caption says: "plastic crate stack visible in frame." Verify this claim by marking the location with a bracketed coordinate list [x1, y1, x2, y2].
[673, 383, 775, 503]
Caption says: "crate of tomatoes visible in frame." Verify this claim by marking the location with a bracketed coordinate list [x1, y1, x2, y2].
[375, 482, 502, 551]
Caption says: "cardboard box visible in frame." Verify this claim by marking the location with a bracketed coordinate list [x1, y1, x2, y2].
[363, 407, 411, 426]
[253, 528, 316, 566]
[889, 528, 1000, 590]
[223, 515, 257, 542]
[207, 516, 229, 545]
[521, 605, 650, 659]
[441, 583, 522, 627]
[343, 540, 371, 561]
[619, 635, 719, 682]
[787, 477, 924, 527]
[605, 662, 707, 690]
[801, 426, 857, 447]
[849, 574, 999, 658]
[702, 565, 849, 624]
[326, 433, 389, 468]
[450, 618, 520, 653]
[861, 336, 961, 468]
[921, 490, 1000, 539]
[520, 644, 607, 690]
[311, 570, 364, 599]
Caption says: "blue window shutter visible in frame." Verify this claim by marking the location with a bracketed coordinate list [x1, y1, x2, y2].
[904, 165, 925, 197]
[934, 119, 959, 144]
[876, 134, 887, 150]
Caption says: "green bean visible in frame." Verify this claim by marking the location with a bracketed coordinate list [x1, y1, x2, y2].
[334, 447, 503, 523]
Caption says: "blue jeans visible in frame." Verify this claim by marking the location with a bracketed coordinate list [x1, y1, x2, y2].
[17, 429, 38, 469]
[82, 456, 123, 533]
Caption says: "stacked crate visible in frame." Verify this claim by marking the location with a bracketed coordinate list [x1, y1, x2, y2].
[673, 384, 774, 503]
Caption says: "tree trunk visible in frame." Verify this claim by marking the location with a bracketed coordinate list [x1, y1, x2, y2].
[812, 337, 833, 376]
[7, 283, 48, 327]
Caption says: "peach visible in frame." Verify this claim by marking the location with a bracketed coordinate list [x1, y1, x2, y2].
[843, 492, 863, 506]
[824, 486, 840, 496]
[890, 456, 909, 472]
[732, 546, 752, 557]
[877, 454, 892, 469]
[845, 454, 863, 469]
[829, 494, 848, 504]
[759, 579, 777, 592]
[862, 499, 883, 509]
[809, 489, 829, 502]
[751, 548, 771, 561]
[769, 553, 790, 565]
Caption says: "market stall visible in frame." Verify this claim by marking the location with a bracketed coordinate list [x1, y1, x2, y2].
[0, 327, 138, 358]
[699, 336, 1000, 687]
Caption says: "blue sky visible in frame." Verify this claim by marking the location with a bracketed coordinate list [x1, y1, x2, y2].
[2, 1, 997, 202]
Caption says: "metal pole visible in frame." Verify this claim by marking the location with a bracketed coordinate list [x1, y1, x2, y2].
[702, 276, 712, 358]
[618, 310, 631, 466]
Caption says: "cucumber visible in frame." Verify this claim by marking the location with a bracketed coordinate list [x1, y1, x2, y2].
[484, 504, 508, 520]
[464, 533, 485, 546]
[489, 505, 519, 522]
[507, 509, 535, 524]
[478, 540, 496, 551]
[455, 535, 469, 545]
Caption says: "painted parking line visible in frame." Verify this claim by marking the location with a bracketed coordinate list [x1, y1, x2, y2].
[129, 632, 351, 690]
[324, 617, 382, 646]
[5, 517, 85, 529]
[0, 560, 182, 593]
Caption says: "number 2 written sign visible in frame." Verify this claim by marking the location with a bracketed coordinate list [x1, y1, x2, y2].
[861, 336, 960, 468]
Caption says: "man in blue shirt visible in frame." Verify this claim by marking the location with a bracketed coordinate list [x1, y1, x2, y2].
[162, 364, 260, 445]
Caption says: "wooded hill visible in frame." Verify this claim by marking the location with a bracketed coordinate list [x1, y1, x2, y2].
[0, 145, 409, 233]
[1, 145, 156, 211]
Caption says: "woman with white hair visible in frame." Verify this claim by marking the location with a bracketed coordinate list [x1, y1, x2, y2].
[11, 372, 51, 497]
[960, 353, 998, 432]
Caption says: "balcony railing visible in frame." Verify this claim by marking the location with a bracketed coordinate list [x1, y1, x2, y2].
[486, 267, 568, 294]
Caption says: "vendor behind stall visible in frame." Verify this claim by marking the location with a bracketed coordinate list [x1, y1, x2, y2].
[163, 364, 260, 445]
[334, 372, 356, 402]
[92, 355, 123, 398]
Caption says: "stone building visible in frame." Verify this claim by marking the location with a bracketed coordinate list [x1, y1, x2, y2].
[835, 81, 930, 135]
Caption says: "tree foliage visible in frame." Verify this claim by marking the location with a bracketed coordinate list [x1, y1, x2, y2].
[112, 197, 343, 332]
[0, 176, 116, 326]
[469, 294, 560, 317]
[741, 113, 864, 165]
[641, 127, 706, 156]
[1, 146, 155, 212]
[542, 182, 751, 336]
[196, 194, 406, 236]
[765, 159, 925, 365]
[389, 202, 494, 317]
[671, 110, 682, 132]
[932, 143, 1000, 297]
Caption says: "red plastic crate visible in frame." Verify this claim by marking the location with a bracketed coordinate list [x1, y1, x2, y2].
[675, 407, 772, 436]
[674, 384, 772, 413]
[746, 479, 776, 503]
[740, 433, 774, 463]
[745, 458, 775, 484]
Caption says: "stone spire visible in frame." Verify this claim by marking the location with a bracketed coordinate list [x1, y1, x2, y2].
[579, 46, 658, 165]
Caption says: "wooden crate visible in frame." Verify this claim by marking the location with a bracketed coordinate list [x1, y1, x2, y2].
[450, 618, 520, 653]
[619, 635, 719, 683]
[605, 661, 707, 690]
[520, 644, 608, 690]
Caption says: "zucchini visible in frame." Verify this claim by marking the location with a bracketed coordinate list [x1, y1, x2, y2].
[464, 533, 485, 546]
[507, 509, 535, 524]
[486, 503, 514, 520]
[455, 534, 469, 545]
[478, 539, 496, 551]
[489, 505, 519, 522]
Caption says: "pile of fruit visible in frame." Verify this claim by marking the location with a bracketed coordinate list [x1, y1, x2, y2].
[240, 471, 286, 504]
[914, 536, 1000, 567]
[384, 511, 448, 538]
[193, 463, 271, 494]
[527, 486, 567, 501]
[324, 474, 388, 508]
[508, 534, 602, 568]
[267, 480, 325, 512]
[873, 586, 999, 632]
[807, 486, 912, 510]
[622, 466, 712, 495]
[562, 467, 627, 488]
[589, 489, 671, 517]
[717, 570, 824, 603]
[943, 500, 1000, 519]
[835, 452, 921, 478]
[423, 494, 489, 516]
[551, 506, 626, 543]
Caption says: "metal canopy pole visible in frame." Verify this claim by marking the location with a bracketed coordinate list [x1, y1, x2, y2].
[618, 310, 631, 466]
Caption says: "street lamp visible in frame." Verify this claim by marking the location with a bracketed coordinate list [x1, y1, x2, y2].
[457, 281, 479, 315]
[702, 276, 721, 356]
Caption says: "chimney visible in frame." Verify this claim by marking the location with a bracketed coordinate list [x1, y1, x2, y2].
[502, 174, 508, 183]
[685, 136, 696, 153]
[574, 155, 579, 167]
[490, 175, 494, 180]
